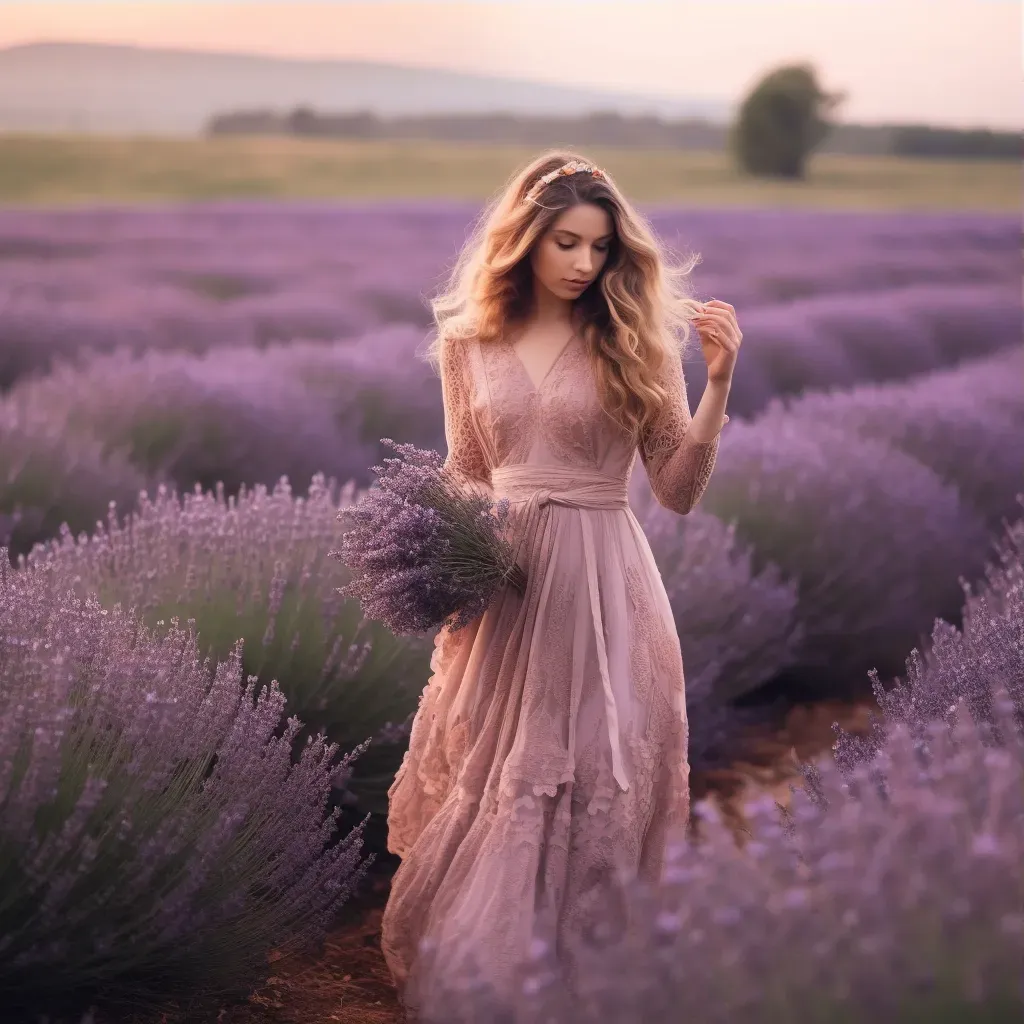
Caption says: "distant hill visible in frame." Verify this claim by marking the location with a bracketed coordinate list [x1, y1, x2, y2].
[0, 41, 732, 135]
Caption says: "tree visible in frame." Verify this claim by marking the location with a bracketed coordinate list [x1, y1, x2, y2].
[731, 63, 846, 179]
[286, 105, 321, 135]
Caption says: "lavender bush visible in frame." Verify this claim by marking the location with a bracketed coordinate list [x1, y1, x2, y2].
[333, 439, 524, 636]
[682, 280, 1024, 415]
[636, 501, 804, 704]
[0, 334, 421, 499]
[0, 555, 371, 1020]
[416, 515, 1024, 1024]
[631, 498, 803, 770]
[20, 474, 430, 820]
[0, 323, 447, 504]
[420, 703, 1024, 1024]
[776, 346, 1024, 529]
[697, 412, 991, 688]
[830, 500, 1023, 777]
[0, 203, 1017, 405]
[0, 399, 147, 558]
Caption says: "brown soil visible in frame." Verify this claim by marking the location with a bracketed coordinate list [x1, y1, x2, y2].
[123, 698, 875, 1024]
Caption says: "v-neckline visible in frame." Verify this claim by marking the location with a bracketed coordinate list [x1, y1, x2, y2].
[505, 331, 577, 394]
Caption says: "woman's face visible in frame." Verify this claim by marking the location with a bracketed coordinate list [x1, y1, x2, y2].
[529, 201, 614, 303]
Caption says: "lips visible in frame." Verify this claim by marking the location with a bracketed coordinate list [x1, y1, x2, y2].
[565, 279, 591, 288]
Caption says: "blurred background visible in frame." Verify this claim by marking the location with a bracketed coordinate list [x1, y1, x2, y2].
[0, 0, 1020, 844]
[0, 3, 1021, 1022]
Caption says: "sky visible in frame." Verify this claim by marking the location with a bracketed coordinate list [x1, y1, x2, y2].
[1, 0, 1021, 129]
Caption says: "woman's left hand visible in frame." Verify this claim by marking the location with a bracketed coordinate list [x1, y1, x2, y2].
[693, 299, 743, 384]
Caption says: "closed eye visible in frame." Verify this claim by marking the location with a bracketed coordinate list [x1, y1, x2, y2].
[556, 241, 611, 252]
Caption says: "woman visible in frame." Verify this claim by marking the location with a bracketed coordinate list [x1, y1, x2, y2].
[380, 151, 743, 1016]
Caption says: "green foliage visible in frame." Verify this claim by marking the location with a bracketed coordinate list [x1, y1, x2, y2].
[22, 476, 431, 821]
[0, 565, 369, 1022]
[731, 63, 846, 179]
[891, 124, 1021, 160]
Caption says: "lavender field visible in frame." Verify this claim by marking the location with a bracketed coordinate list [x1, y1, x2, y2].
[0, 203, 1019, 393]
[1, 199, 1022, 1023]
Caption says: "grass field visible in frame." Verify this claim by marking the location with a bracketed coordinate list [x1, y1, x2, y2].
[0, 133, 1018, 210]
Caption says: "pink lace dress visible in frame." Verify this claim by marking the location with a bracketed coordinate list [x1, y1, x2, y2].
[380, 328, 723, 1015]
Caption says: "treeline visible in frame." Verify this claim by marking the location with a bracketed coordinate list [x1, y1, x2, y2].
[889, 124, 1021, 159]
[206, 107, 1020, 160]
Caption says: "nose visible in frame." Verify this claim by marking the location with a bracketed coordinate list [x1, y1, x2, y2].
[573, 252, 593, 276]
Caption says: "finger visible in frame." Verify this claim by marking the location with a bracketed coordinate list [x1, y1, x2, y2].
[704, 316, 739, 343]
[701, 304, 738, 323]
[695, 318, 728, 337]
[697, 309, 736, 331]
[699, 321, 736, 346]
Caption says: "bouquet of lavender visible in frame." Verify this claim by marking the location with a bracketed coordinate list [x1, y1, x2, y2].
[331, 438, 526, 636]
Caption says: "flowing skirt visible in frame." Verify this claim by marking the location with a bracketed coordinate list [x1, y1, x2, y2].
[380, 475, 691, 1016]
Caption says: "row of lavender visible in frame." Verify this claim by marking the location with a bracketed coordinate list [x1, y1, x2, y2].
[0, 201, 1020, 1016]
[424, 507, 1024, 1023]
[0, 204, 1019, 411]
[0, 556, 373, 1021]
[1, 204, 1017, 562]
[13, 343, 1022, 828]
[2, 306, 1022, 559]
[3, 483, 1021, 1021]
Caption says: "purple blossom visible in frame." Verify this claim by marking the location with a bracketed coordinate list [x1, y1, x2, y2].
[20, 473, 431, 822]
[0, 395, 147, 558]
[775, 346, 1024, 529]
[0, 553, 372, 1020]
[698, 410, 991, 688]
[415, 514, 1024, 1023]
[0, 203, 1017, 408]
[632, 497, 803, 770]
[332, 438, 523, 636]
[831, 502, 1024, 777]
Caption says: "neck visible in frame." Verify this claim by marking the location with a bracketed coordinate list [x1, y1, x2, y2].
[529, 281, 575, 327]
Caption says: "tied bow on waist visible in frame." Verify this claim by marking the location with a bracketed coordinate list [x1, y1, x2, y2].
[490, 464, 631, 793]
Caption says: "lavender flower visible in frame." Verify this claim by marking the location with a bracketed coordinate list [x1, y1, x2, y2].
[332, 438, 525, 636]
[776, 346, 1024, 529]
[415, 514, 1024, 1024]
[20, 474, 430, 822]
[0, 553, 372, 1020]
[631, 496, 804, 772]
[418, 703, 1024, 1023]
[0, 397, 147, 559]
[0, 202, 1017, 406]
[699, 411, 990, 688]
[831, 501, 1024, 777]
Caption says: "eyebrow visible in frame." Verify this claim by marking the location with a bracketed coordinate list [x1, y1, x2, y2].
[553, 228, 614, 242]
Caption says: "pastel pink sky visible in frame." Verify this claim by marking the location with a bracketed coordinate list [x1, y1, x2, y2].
[2, 1, 1021, 128]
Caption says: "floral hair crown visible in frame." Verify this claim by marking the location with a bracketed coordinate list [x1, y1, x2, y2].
[524, 160, 607, 203]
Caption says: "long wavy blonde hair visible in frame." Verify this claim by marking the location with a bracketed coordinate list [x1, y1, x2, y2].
[425, 149, 703, 440]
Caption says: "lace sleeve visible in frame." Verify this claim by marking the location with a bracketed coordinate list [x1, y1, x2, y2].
[439, 334, 492, 497]
[637, 351, 723, 515]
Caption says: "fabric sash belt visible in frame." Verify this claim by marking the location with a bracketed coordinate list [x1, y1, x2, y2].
[490, 463, 630, 793]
